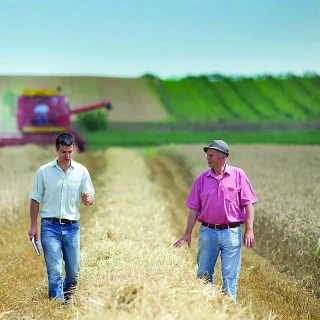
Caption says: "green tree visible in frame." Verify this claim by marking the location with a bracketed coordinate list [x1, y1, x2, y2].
[76, 109, 109, 131]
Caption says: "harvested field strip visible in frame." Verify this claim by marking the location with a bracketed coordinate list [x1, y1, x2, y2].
[76, 149, 250, 319]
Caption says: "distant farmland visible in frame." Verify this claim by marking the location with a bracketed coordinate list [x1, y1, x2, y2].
[0, 73, 319, 129]
[145, 73, 320, 123]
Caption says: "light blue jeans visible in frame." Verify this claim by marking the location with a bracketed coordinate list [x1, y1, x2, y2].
[197, 225, 242, 302]
[40, 219, 80, 301]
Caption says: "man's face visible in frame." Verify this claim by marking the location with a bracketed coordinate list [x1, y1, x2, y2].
[56, 144, 74, 163]
[206, 149, 227, 168]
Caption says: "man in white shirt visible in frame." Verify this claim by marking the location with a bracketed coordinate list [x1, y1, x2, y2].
[28, 132, 95, 303]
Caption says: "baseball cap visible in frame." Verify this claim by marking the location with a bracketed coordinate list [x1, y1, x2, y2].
[203, 140, 229, 156]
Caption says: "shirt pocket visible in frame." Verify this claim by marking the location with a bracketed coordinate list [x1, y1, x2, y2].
[225, 187, 239, 202]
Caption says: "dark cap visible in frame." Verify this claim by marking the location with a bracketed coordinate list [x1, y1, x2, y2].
[203, 140, 229, 156]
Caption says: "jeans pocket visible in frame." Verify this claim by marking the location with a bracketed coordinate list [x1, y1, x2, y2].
[227, 226, 242, 247]
[41, 219, 52, 227]
[199, 225, 208, 232]
[229, 226, 241, 234]
[72, 221, 80, 230]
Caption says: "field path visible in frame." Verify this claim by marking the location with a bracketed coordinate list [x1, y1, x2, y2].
[145, 154, 320, 320]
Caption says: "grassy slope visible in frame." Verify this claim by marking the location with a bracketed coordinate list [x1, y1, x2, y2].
[147, 74, 320, 123]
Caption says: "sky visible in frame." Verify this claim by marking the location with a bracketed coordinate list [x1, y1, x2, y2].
[0, 0, 319, 78]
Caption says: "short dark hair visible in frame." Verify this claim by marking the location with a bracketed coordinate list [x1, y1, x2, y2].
[56, 132, 75, 149]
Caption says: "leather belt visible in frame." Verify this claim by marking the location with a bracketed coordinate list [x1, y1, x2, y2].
[43, 217, 77, 224]
[201, 221, 241, 230]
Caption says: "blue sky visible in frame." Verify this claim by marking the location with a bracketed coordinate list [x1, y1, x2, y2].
[0, 0, 319, 78]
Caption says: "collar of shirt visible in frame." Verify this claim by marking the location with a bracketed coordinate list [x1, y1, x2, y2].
[206, 164, 231, 178]
[50, 158, 75, 173]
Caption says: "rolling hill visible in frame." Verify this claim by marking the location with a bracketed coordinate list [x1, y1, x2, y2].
[0, 73, 319, 132]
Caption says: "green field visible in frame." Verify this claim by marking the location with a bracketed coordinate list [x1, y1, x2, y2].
[145, 73, 320, 123]
[85, 130, 320, 150]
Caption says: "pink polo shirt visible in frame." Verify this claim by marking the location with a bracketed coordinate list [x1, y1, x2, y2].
[186, 164, 258, 224]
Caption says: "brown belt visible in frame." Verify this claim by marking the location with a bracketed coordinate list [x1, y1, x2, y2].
[43, 217, 77, 224]
[201, 221, 241, 230]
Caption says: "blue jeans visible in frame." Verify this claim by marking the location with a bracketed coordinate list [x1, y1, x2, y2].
[197, 225, 242, 302]
[40, 219, 80, 301]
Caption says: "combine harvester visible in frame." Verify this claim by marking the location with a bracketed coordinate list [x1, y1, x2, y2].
[0, 87, 112, 152]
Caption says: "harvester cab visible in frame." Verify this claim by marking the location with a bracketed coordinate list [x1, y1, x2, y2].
[17, 88, 70, 133]
[0, 87, 112, 152]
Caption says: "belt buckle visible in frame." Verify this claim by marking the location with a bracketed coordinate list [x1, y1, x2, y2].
[59, 218, 66, 225]
[214, 224, 221, 230]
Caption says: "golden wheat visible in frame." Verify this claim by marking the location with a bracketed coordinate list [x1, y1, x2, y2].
[1, 144, 319, 319]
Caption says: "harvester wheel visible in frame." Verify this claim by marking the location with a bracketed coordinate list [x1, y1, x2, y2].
[74, 134, 87, 152]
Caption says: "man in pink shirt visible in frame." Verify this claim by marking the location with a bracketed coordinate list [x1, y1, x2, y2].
[174, 140, 257, 302]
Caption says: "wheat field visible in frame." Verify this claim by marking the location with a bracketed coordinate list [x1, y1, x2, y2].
[0, 144, 319, 320]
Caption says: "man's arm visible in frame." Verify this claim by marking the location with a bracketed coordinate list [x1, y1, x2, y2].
[243, 203, 254, 248]
[173, 208, 199, 248]
[82, 169, 95, 206]
[28, 199, 40, 241]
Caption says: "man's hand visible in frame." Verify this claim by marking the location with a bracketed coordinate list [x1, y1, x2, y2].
[81, 193, 94, 206]
[243, 229, 254, 248]
[28, 227, 38, 241]
[173, 234, 192, 248]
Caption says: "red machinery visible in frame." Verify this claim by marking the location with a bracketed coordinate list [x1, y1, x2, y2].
[0, 88, 112, 152]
